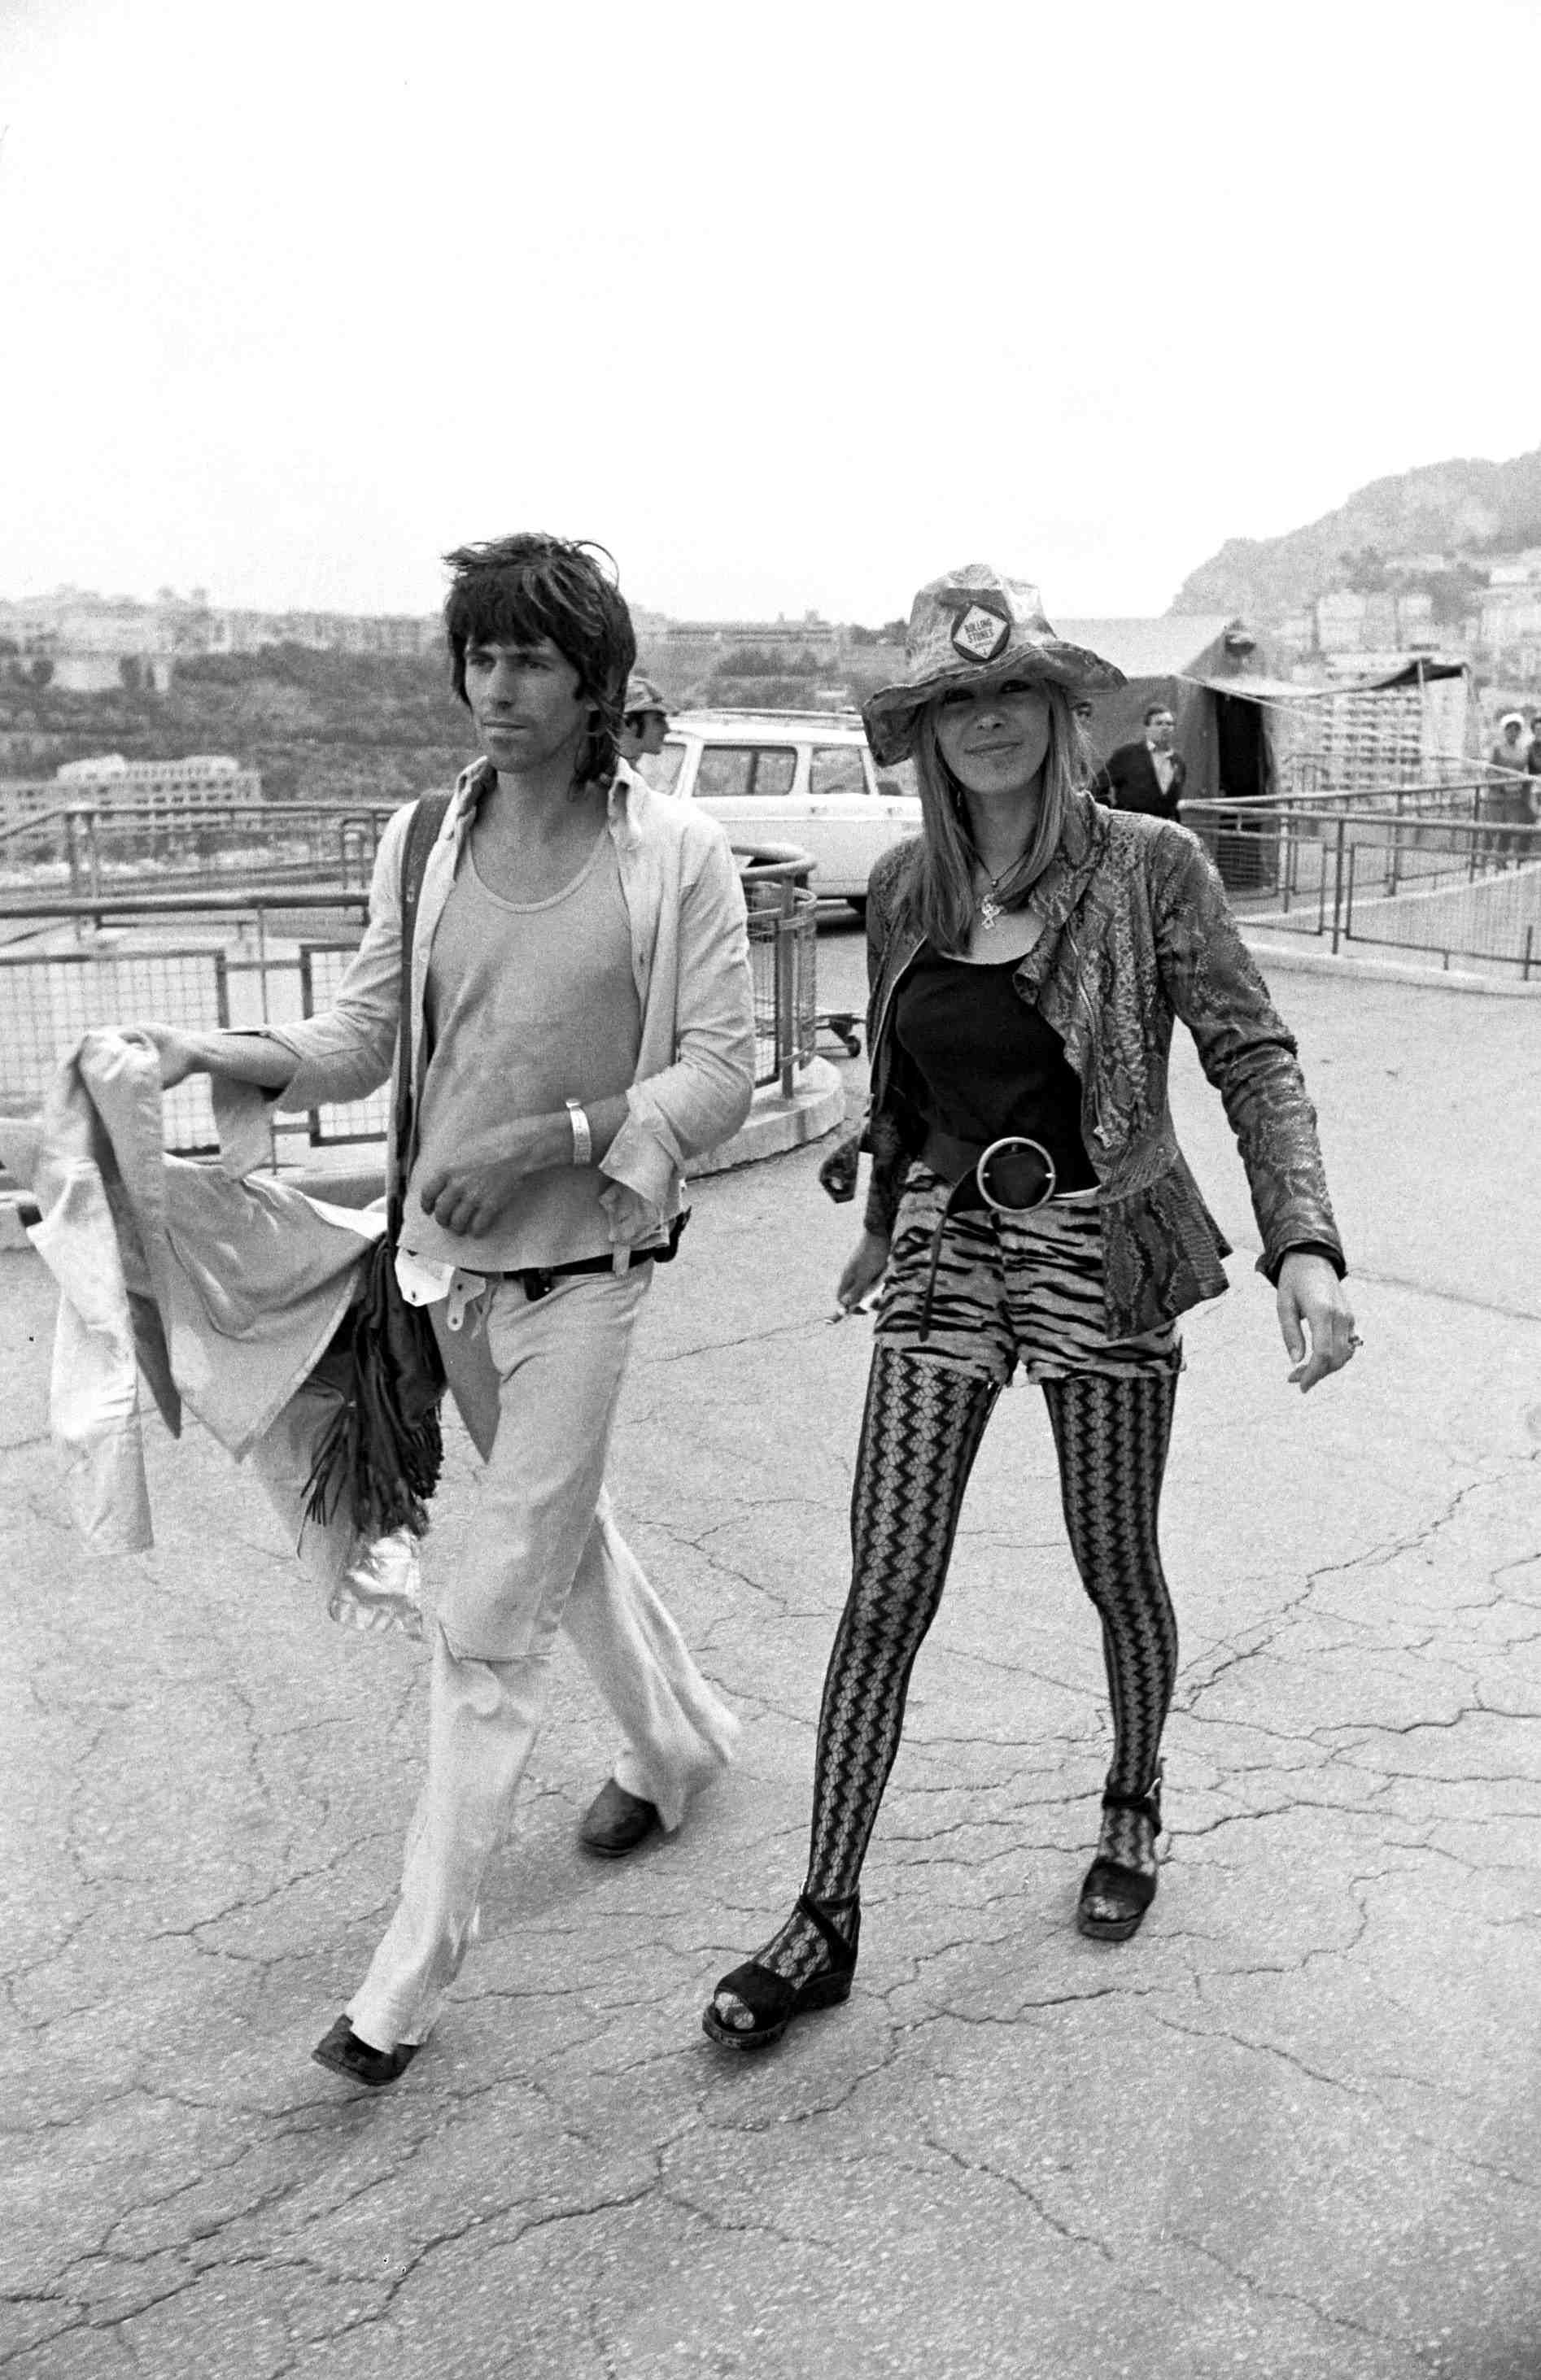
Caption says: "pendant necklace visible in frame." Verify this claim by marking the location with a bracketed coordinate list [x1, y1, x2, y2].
[976, 861, 1013, 931]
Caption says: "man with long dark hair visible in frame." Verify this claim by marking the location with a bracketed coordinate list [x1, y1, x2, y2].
[146, 534, 757, 2085]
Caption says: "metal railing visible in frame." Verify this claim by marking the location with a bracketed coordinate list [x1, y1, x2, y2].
[1183, 799, 1541, 975]
[0, 843, 822, 1157]
[0, 801, 398, 902]
[1250, 775, 1538, 822]
[741, 849, 819, 1095]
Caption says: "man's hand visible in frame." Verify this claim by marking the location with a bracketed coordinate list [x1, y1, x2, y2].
[1276, 1251, 1358, 1393]
[133, 1021, 295, 1092]
[417, 1116, 565, 1239]
[835, 1229, 891, 1317]
[598, 1180, 665, 1250]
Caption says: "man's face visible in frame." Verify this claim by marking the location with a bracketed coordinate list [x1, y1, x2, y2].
[463, 636, 589, 774]
[635, 709, 667, 756]
[1146, 710, 1175, 751]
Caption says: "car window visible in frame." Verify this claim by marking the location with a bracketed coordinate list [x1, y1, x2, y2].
[695, 744, 797, 798]
[644, 741, 688, 796]
[810, 746, 869, 797]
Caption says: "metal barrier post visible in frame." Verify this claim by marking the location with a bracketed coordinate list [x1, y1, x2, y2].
[776, 880, 796, 1099]
[1329, 816, 1347, 954]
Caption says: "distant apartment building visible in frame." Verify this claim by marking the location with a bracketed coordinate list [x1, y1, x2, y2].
[1479, 584, 1541, 675]
[208, 609, 442, 659]
[0, 587, 444, 682]
[1311, 587, 1440, 660]
[4, 588, 857, 691]
[660, 612, 846, 664]
[50, 752, 262, 821]
[1485, 549, 1541, 588]
[0, 777, 58, 829]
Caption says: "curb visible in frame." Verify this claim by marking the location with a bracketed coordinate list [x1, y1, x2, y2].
[0, 1195, 37, 1253]
[1242, 933, 1541, 998]
[689, 1056, 847, 1177]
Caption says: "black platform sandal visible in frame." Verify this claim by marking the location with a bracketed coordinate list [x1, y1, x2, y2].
[1076, 1770, 1163, 1944]
[701, 1892, 859, 2052]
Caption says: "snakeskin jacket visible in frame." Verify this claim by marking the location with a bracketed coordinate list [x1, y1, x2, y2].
[819, 787, 1344, 1341]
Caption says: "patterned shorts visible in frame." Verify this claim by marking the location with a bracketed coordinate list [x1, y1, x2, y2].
[874, 1165, 1181, 1388]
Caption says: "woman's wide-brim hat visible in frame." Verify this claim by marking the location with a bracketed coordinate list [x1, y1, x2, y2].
[862, 563, 1125, 767]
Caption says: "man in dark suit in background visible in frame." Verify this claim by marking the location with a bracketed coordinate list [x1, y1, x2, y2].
[1094, 701, 1186, 821]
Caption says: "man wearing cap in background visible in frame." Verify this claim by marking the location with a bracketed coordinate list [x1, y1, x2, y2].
[618, 675, 672, 776]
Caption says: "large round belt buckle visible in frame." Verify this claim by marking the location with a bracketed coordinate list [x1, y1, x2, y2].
[976, 1135, 1057, 1214]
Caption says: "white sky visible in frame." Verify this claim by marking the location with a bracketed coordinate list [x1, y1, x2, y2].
[2, 0, 1539, 626]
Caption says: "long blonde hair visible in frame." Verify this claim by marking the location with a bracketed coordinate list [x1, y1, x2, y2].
[900, 682, 1085, 953]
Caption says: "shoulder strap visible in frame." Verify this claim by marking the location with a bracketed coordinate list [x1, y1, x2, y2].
[390, 791, 452, 1222]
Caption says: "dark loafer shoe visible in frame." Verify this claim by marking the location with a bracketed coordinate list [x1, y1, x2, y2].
[579, 1777, 661, 1859]
[311, 2016, 419, 2089]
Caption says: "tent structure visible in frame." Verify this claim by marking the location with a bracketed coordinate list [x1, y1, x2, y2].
[1058, 616, 1277, 803]
[1060, 619, 1475, 802]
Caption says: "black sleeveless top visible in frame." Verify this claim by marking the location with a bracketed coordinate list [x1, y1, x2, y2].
[893, 944, 1096, 1192]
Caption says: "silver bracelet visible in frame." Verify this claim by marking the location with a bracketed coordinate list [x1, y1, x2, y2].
[565, 1099, 592, 1167]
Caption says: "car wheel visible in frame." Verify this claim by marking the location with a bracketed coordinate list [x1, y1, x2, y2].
[846, 896, 868, 920]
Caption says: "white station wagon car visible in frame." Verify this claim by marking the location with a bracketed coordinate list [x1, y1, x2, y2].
[640, 708, 920, 909]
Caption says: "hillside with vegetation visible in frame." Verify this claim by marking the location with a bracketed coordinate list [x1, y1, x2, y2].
[0, 626, 916, 800]
[1170, 446, 1541, 621]
[0, 647, 470, 805]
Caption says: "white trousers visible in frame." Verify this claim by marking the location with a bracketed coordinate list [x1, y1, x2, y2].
[346, 1266, 739, 2051]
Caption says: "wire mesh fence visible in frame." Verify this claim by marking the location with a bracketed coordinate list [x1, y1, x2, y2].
[1185, 800, 1541, 975]
[0, 921, 376, 1156]
[0, 946, 231, 1149]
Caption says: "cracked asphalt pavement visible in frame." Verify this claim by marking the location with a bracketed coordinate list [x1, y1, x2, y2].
[3, 928, 1539, 2379]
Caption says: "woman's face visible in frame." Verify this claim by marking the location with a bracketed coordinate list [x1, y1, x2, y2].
[932, 674, 1052, 799]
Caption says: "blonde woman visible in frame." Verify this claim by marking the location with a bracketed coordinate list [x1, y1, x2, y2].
[704, 564, 1356, 2051]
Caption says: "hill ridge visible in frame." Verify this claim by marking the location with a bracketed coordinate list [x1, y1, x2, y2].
[1170, 446, 1541, 620]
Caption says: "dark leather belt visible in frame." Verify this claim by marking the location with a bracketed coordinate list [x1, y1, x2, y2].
[916, 1129, 1059, 1341]
[479, 1207, 689, 1302]
[500, 1246, 667, 1301]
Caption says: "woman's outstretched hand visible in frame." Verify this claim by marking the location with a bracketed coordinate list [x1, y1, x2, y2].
[834, 1229, 891, 1319]
[1276, 1251, 1358, 1393]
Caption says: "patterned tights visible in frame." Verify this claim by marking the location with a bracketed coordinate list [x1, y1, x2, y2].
[726, 1345, 1179, 1995]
